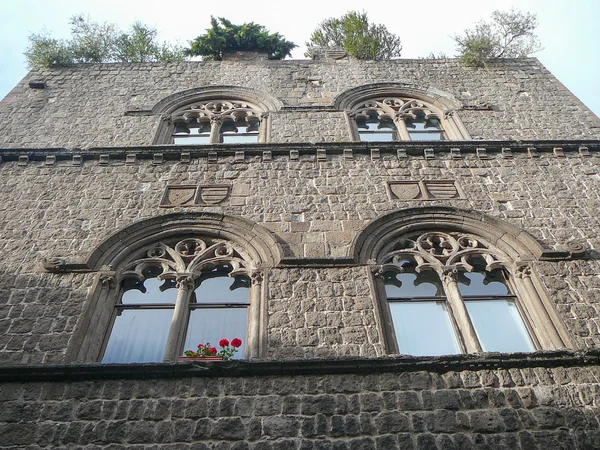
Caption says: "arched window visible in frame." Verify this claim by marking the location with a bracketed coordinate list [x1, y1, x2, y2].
[151, 86, 281, 145]
[171, 100, 263, 145]
[101, 238, 254, 363]
[352, 97, 447, 142]
[355, 207, 573, 357]
[380, 232, 537, 356]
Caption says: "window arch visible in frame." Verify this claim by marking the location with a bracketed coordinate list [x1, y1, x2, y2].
[352, 97, 447, 142]
[170, 100, 264, 145]
[67, 212, 282, 363]
[151, 86, 282, 145]
[335, 83, 471, 142]
[354, 207, 573, 356]
[102, 237, 254, 363]
[380, 231, 536, 355]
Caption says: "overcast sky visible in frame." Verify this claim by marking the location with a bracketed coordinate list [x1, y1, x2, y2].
[1, 0, 598, 117]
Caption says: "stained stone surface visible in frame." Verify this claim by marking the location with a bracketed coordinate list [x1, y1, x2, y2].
[0, 58, 599, 448]
[1, 59, 599, 149]
[1, 360, 600, 448]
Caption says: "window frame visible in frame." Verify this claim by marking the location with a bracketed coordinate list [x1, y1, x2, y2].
[370, 229, 570, 356]
[74, 236, 265, 364]
[382, 256, 539, 355]
[100, 262, 253, 364]
[347, 96, 470, 142]
[170, 100, 266, 145]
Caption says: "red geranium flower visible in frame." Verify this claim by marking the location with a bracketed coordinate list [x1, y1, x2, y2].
[209, 347, 217, 354]
[197, 343, 204, 348]
[231, 338, 242, 348]
[219, 338, 229, 347]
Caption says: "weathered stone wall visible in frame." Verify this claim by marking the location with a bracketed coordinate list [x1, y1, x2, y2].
[1, 59, 599, 149]
[0, 147, 598, 365]
[1, 58, 600, 449]
[1, 360, 599, 449]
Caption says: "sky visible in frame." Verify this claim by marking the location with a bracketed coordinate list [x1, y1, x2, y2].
[0, 0, 599, 117]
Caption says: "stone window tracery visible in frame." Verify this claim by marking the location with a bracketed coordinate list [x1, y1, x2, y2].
[171, 100, 264, 145]
[349, 96, 470, 141]
[101, 237, 258, 363]
[376, 231, 549, 356]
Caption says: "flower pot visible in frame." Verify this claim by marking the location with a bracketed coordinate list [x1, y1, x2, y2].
[178, 356, 224, 362]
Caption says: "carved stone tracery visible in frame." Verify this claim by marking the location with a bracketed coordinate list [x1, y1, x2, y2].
[352, 97, 443, 123]
[173, 100, 262, 130]
[120, 237, 256, 287]
[380, 231, 511, 277]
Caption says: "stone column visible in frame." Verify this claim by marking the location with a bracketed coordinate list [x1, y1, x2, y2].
[514, 263, 566, 349]
[209, 116, 222, 143]
[439, 267, 482, 353]
[163, 274, 194, 362]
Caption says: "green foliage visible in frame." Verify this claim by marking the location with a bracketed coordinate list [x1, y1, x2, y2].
[116, 22, 186, 63]
[187, 17, 296, 61]
[24, 32, 74, 68]
[24, 15, 185, 68]
[305, 11, 402, 60]
[453, 9, 542, 67]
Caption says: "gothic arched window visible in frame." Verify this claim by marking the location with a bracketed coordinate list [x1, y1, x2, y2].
[347, 96, 472, 142]
[171, 100, 264, 145]
[377, 231, 554, 356]
[101, 237, 257, 363]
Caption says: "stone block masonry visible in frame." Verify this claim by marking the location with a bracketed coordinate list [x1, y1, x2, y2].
[1, 353, 600, 448]
[1, 59, 599, 149]
[1, 57, 600, 449]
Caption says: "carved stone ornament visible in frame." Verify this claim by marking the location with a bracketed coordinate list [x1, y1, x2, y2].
[160, 185, 198, 208]
[172, 100, 262, 129]
[160, 185, 232, 207]
[119, 237, 254, 286]
[352, 97, 441, 122]
[388, 181, 462, 201]
[42, 257, 67, 272]
[380, 231, 511, 277]
[565, 241, 586, 258]
[389, 182, 421, 200]
[198, 185, 231, 205]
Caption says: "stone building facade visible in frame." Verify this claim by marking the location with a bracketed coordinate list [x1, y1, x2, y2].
[0, 57, 599, 448]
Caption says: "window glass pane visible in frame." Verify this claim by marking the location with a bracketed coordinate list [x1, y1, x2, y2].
[121, 278, 177, 304]
[102, 309, 173, 363]
[466, 300, 535, 352]
[359, 132, 395, 142]
[194, 276, 250, 304]
[408, 132, 445, 141]
[362, 122, 380, 131]
[174, 135, 210, 145]
[458, 270, 510, 296]
[408, 121, 427, 131]
[222, 134, 259, 144]
[384, 260, 443, 298]
[185, 308, 247, 359]
[390, 301, 461, 356]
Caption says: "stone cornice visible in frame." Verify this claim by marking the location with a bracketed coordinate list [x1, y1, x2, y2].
[0, 140, 598, 163]
[0, 350, 598, 383]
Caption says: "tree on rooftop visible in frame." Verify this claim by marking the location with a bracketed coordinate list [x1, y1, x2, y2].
[186, 17, 297, 61]
[305, 11, 402, 60]
[24, 15, 185, 68]
[453, 9, 542, 67]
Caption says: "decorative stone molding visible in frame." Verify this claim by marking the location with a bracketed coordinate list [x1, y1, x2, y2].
[160, 184, 232, 208]
[160, 185, 198, 207]
[353, 207, 561, 264]
[42, 257, 68, 273]
[379, 231, 511, 276]
[387, 181, 464, 201]
[198, 185, 231, 205]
